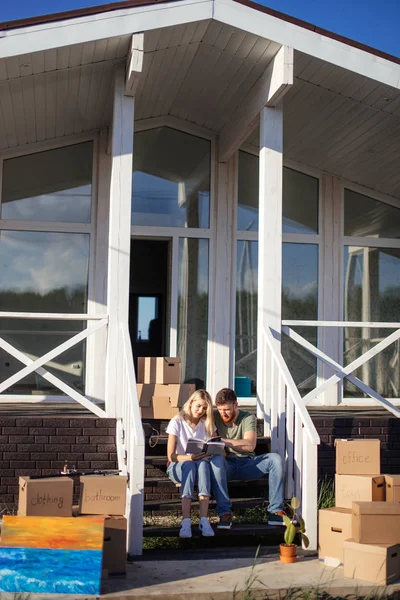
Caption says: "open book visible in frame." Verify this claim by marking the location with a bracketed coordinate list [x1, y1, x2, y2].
[185, 436, 225, 456]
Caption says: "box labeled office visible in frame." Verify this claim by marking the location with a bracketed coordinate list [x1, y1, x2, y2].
[352, 501, 400, 544]
[137, 357, 181, 384]
[344, 540, 400, 585]
[18, 476, 73, 517]
[79, 475, 127, 515]
[318, 507, 352, 564]
[137, 383, 195, 419]
[335, 439, 380, 475]
[385, 475, 400, 502]
[335, 474, 385, 509]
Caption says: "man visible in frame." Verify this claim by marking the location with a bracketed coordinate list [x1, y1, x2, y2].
[209, 387, 285, 529]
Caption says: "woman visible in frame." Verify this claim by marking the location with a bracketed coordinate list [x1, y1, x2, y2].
[166, 389, 216, 538]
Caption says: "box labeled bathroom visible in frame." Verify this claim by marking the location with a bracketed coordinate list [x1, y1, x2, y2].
[79, 475, 127, 515]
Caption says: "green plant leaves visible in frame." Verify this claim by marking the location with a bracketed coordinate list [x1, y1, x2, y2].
[301, 533, 310, 549]
[284, 523, 296, 545]
[291, 497, 300, 510]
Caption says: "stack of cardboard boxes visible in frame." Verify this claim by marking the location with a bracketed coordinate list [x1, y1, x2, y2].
[319, 439, 400, 585]
[137, 357, 195, 419]
[17, 473, 128, 576]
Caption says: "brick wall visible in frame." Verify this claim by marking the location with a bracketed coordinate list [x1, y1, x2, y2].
[0, 416, 118, 507]
[311, 415, 400, 479]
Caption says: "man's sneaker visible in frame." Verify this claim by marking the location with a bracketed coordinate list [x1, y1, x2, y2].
[217, 512, 233, 529]
[179, 518, 192, 538]
[199, 517, 215, 537]
[268, 511, 287, 526]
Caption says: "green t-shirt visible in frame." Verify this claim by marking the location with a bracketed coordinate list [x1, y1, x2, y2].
[214, 409, 256, 458]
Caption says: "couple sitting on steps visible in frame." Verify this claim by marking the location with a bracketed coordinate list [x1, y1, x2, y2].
[166, 387, 285, 538]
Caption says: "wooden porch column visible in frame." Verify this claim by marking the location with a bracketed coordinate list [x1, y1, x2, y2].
[105, 67, 135, 418]
[257, 104, 283, 434]
[209, 156, 236, 398]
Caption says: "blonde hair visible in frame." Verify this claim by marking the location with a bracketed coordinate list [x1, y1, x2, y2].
[179, 389, 215, 438]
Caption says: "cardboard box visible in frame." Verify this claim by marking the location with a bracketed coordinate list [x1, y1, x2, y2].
[102, 515, 127, 574]
[73, 511, 127, 574]
[352, 501, 400, 544]
[18, 476, 73, 517]
[344, 539, 400, 585]
[335, 474, 385, 509]
[79, 475, 127, 515]
[137, 383, 195, 419]
[137, 357, 181, 384]
[335, 439, 380, 475]
[318, 507, 352, 565]
[385, 475, 400, 502]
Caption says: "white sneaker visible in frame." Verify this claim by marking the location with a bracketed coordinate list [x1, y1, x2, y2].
[179, 518, 192, 538]
[199, 517, 215, 537]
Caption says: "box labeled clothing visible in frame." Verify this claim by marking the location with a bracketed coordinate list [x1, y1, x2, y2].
[352, 501, 400, 544]
[335, 439, 380, 475]
[137, 357, 181, 384]
[137, 383, 195, 419]
[79, 475, 127, 515]
[318, 507, 352, 564]
[18, 476, 73, 517]
[385, 475, 400, 502]
[335, 474, 385, 509]
[344, 539, 400, 585]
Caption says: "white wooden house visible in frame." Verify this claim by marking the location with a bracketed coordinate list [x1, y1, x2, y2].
[0, 0, 400, 555]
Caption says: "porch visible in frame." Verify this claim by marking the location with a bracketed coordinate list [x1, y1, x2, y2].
[0, 0, 400, 559]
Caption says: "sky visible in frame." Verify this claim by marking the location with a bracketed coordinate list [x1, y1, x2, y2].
[0, 0, 399, 58]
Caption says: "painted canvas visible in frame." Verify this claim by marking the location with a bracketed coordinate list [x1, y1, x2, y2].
[0, 515, 104, 594]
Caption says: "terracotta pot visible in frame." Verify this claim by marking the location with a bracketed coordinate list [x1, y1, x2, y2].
[279, 543, 297, 563]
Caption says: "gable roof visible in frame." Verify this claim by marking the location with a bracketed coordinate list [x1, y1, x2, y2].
[0, 0, 398, 66]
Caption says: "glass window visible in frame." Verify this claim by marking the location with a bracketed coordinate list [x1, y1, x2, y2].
[132, 128, 211, 228]
[282, 243, 318, 395]
[234, 241, 319, 397]
[1, 142, 93, 223]
[177, 238, 209, 387]
[344, 189, 400, 239]
[237, 152, 319, 233]
[235, 241, 258, 396]
[343, 246, 400, 398]
[136, 296, 158, 342]
[0, 230, 90, 394]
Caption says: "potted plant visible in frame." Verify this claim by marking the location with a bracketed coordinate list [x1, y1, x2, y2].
[279, 497, 309, 563]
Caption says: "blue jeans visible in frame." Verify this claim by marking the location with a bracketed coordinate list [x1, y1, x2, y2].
[209, 453, 284, 516]
[167, 460, 211, 499]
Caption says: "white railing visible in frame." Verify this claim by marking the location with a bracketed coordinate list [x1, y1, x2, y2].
[0, 311, 108, 418]
[118, 321, 145, 556]
[262, 325, 320, 551]
[282, 320, 400, 418]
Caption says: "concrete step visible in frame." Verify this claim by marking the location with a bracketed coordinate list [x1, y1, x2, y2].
[144, 496, 267, 512]
[143, 522, 282, 538]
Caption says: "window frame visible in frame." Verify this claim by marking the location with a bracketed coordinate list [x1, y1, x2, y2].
[0, 133, 98, 401]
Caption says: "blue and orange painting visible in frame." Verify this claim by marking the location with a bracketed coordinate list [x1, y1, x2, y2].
[0, 515, 104, 595]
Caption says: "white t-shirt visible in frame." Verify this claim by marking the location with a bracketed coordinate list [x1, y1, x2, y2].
[166, 416, 208, 455]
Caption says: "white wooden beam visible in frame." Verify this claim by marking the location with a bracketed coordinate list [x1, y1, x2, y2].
[105, 66, 134, 418]
[218, 45, 293, 163]
[256, 104, 283, 428]
[214, 0, 400, 90]
[0, 0, 213, 58]
[125, 34, 144, 97]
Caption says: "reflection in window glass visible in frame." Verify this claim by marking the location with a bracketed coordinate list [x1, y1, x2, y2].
[0, 231, 90, 395]
[137, 296, 158, 341]
[234, 242, 319, 397]
[132, 128, 211, 228]
[237, 152, 318, 233]
[344, 189, 400, 239]
[1, 142, 93, 223]
[282, 244, 318, 395]
[343, 246, 400, 398]
[235, 241, 258, 397]
[178, 238, 209, 387]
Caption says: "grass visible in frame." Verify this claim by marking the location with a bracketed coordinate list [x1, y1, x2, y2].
[317, 477, 335, 510]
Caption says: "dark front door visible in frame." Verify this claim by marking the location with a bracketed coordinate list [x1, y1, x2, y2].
[129, 239, 169, 365]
